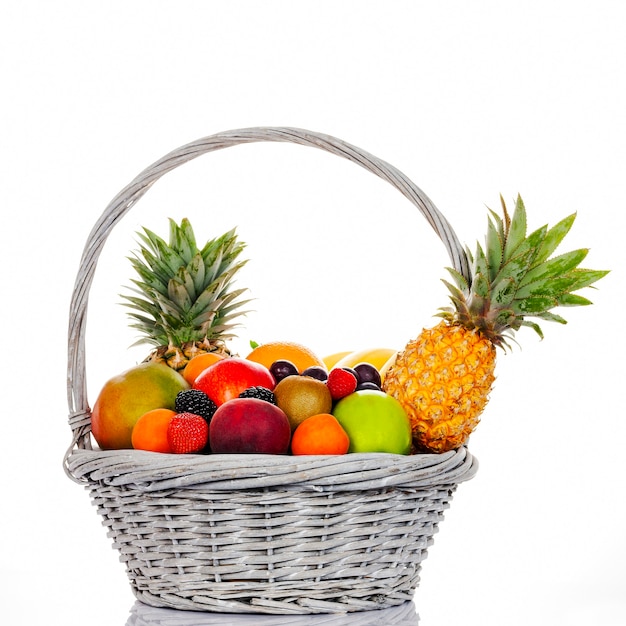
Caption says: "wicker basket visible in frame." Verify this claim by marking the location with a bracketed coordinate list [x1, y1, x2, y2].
[126, 598, 419, 625]
[64, 127, 478, 615]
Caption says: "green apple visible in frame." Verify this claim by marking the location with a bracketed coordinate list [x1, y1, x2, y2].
[332, 389, 411, 454]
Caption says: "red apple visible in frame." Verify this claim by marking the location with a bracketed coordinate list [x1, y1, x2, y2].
[193, 357, 275, 406]
[209, 397, 291, 454]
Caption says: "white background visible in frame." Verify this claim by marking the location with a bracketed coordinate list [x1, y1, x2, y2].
[2, 1, 625, 624]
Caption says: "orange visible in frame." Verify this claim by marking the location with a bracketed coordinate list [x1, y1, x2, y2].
[246, 341, 325, 373]
[182, 352, 226, 385]
[291, 413, 350, 455]
[131, 408, 177, 453]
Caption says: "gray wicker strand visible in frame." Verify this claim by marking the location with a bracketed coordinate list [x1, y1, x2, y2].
[64, 127, 477, 615]
[127, 598, 419, 625]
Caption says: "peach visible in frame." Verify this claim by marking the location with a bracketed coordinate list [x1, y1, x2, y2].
[209, 397, 291, 454]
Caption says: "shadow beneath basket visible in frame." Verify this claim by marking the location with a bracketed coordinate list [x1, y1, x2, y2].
[125, 600, 419, 625]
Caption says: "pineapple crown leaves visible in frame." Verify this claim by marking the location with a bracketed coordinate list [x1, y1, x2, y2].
[438, 195, 609, 349]
[121, 218, 252, 347]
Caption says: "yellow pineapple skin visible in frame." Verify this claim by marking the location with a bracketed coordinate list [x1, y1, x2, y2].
[382, 321, 496, 453]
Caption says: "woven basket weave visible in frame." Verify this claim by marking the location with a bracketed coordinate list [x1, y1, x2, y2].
[126, 598, 419, 625]
[64, 127, 478, 615]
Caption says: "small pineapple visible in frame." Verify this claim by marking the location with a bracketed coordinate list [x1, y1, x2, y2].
[122, 218, 250, 371]
[383, 195, 608, 453]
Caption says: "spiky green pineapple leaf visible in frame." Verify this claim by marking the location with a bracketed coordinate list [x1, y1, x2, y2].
[446, 195, 608, 348]
[171, 218, 198, 265]
[519, 248, 590, 288]
[444, 266, 470, 292]
[188, 253, 206, 296]
[563, 268, 609, 292]
[533, 212, 577, 265]
[503, 195, 527, 260]
[442, 278, 466, 304]
[128, 251, 170, 296]
[486, 215, 503, 282]
[490, 238, 545, 306]
[471, 243, 491, 301]
[534, 311, 568, 324]
[122, 219, 249, 348]
[557, 293, 594, 307]
[516, 273, 581, 300]
[491, 277, 518, 306]
[518, 319, 545, 340]
[167, 278, 193, 312]
[488, 207, 506, 243]
[512, 294, 562, 315]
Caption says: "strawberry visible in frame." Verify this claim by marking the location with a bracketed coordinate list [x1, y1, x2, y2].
[167, 412, 209, 454]
[327, 368, 358, 400]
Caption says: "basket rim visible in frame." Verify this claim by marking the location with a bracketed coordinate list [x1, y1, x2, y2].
[65, 126, 472, 482]
[66, 445, 477, 491]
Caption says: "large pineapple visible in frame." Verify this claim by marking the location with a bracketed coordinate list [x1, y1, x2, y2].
[122, 218, 250, 371]
[383, 195, 608, 453]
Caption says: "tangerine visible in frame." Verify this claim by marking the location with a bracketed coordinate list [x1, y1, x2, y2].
[182, 352, 226, 385]
[291, 413, 350, 455]
[131, 408, 177, 453]
[246, 341, 325, 373]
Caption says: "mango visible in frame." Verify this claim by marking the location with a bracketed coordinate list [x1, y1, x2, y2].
[91, 362, 189, 449]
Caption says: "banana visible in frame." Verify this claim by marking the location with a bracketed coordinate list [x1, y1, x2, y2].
[333, 348, 398, 372]
[322, 351, 354, 370]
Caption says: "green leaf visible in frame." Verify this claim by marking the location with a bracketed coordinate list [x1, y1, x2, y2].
[519, 248, 589, 287]
[503, 195, 527, 260]
[188, 252, 206, 295]
[486, 215, 503, 282]
[566, 268, 610, 291]
[444, 266, 470, 292]
[488, 207, 505, 243]
[507, 224, 547, 267]
[174, 266, 197, 303]
[153, 236, 185, 276]
[495, 308, 516, 327]
[442, 279, 466, 303]
[166, 280, 192, 312]
[473, 242, 490, 284]
[512, 295, 557, 314]
[473, 273, 490, 300]
[516, 273, 580, 299]
[491, 277, 517, 306]
[534, 311, 568, 324]
[534, 213, 577, 265]
[518, 319, 545, 340]
[175, 218, 199, 263]
[557, 293, 593, 307]
[494, 247, 537, 294]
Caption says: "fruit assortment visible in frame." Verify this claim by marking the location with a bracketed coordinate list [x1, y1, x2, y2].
[92, 202, 607, 456]
[95, 345, 410, 456]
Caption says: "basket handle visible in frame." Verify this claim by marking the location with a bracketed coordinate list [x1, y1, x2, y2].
[65, 127, 470, 465]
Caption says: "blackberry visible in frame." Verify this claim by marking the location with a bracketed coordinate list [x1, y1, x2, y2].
[239, 386, 277, 404]
[175, 389, 217, 421]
